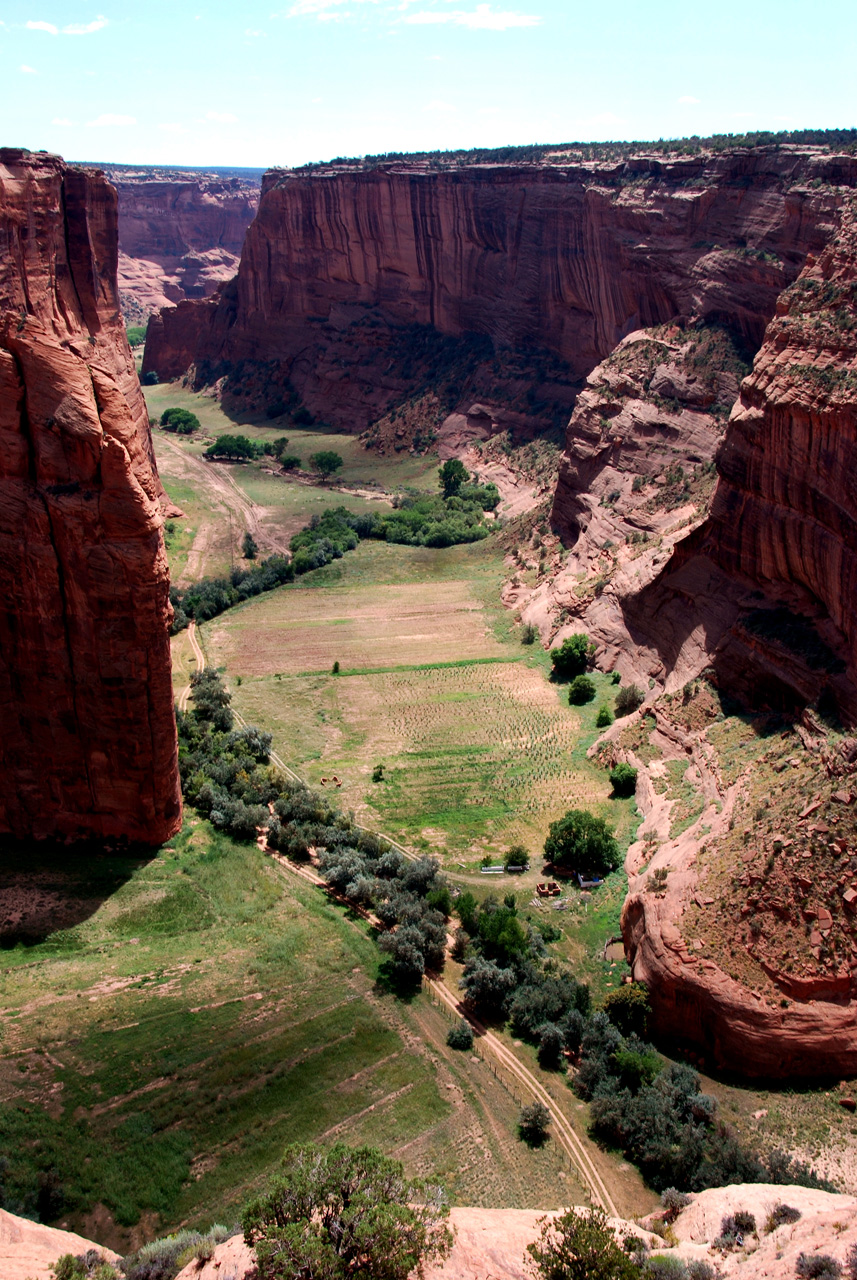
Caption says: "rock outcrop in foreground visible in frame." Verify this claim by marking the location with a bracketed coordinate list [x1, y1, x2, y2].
[0, 149, 181, 844]
[0, 1208, 119, 1280]
[170, 1190, 857, 1280]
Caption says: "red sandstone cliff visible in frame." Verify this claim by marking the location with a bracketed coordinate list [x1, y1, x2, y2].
[0, 148, 182, 844]
[110, 172, 258, 323]
[144, 147, 853, 431]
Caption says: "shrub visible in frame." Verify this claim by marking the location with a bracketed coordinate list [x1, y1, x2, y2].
[646, 1257, 688, 1280]
[242, 1143, 452, 1280]
[527, 1207, 640, 1280]
[446, 1019, 474, 1051]
[796, 1256, 841, 1280]
[596, 705, 614, 728]
[550, 634, 595, 679]
[242, 532, 258, 560]
[611, 671, 621, 684]
[126, 324, 147, 347]
[504, 844, 529, 871]
[280, 454, 301, 470]
[660, 1187, 692, 1223]
[687, 1264, 715, 1280]
[544, 809, 620, 876]
[609, 762, 638, 796]
[615, 684, 644, 716]
[521, 622, 538, 645]
[767, 1203, 801, 1231]
[372, 763, 384, 782]
[518, 1102, 551, 1145]
[569, 675, 596, 705]
[205, 434, 261, 461]
[141, 370, 159, 385]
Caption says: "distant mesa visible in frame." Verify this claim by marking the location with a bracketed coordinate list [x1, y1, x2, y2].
[0, 148, 181, 844]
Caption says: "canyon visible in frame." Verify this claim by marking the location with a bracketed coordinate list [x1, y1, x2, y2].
[0, 148, 181, 844]
[144, 143, 857, 1076]
[104, 167, 260, 324]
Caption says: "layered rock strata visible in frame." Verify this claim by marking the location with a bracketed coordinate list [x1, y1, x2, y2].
[0, 148, 181, 843]
[143, 147, 854, 431]
[110, 171, 259, 322]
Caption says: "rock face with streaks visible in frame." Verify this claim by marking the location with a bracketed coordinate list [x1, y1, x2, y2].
[110, 171, 259, 323]
[143, 147, 853, 430]
[0, 148, 181, 844]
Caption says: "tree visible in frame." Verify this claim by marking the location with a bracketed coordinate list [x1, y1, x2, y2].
[280, 454, 301, 471]
[310, 450, 344, 480]
[518, 1102, 551, 1146]
[205, 434, 261, 461]
[243, 532, 259, 560]
[550, 634, 595, 679]
[596, 705, 614, 728]
[526, 1207, 641, 1280]
[543, 809, 620, 876]
[160, 407, 200, 434]
[242, 1142, 452, 1280]
[602, 983, 651, 1038]
[609, 763, 638, 797]
[568, 675, 596, 705]
[438, 458, 468, 498]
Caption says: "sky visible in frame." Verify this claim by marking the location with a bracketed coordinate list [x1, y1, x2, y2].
[0, 0, 855, 169]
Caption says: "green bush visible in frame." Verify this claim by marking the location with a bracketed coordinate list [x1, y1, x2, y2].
[521, 622, 538, 645]
[550, 634, 595, 679]
[126, 325, 147, 348]
[596, 705, 614, 727]
[527, 1206, 639, 1280]
[141, 370, 159, 385]
[446, 1020, 474, 1051]
[568, 675, 596, 705]
[280, 454, 301, 470]
[609, 762, 638, 796]
[518, 1102, 551, 1146]
[439, 458, 468, 497]
[242, 1143, 452, 1280]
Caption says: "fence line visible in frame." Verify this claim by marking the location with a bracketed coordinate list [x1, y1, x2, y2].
[421, 976, 527, 1108]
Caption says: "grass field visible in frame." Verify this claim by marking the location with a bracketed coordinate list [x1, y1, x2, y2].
[201, 539, 640, 953]
[0, 821, 591, 1250]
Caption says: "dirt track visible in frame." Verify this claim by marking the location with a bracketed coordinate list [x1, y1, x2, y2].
[157, 436, 292, 584]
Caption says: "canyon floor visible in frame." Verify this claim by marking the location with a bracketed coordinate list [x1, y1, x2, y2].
[2, 376, 855, 1254]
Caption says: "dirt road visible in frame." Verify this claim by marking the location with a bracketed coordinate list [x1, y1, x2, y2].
[157, 436, 292, 585]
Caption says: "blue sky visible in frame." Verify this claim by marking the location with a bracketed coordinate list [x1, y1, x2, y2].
[1, 0, 855, 168]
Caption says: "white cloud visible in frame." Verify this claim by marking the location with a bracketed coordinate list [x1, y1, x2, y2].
[26, 19, 58, 33]
[678, 95, 700, 104]
[20, 63, 37, 73]
[159, 122, 186, 133]
[87, 113, 136, 127]
[206, 110, 238, 123]
[403, 4, 540, 28]
[63, 15, 108, 34]
[52, 116, 75, 125]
